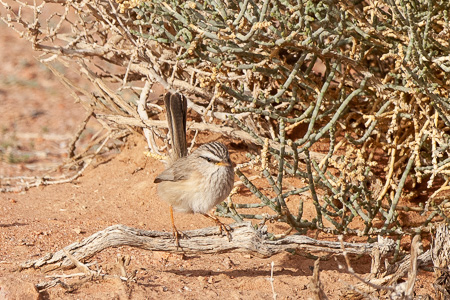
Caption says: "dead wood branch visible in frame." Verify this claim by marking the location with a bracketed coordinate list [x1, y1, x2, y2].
[21, 222, 394, 272]
[386, 250, 432, 286]
[432, 225, 450, 299]
[341, 247, 432, 300]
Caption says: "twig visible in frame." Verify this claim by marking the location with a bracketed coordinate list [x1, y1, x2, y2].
[0, 159, 90, 193]
[116, 255, 129, 278]
[386, 250, 432, 286]
[137, 80, 161, 154]
[35, 279, 69, 292]
[62, 249, 93, 275]
[68, 109, 93, 158]
[269, 261, 277, 300]
[309, 258, 327, 300]
[338, 235, 394, 297]
[45, 272, 90, 279]
[405, 235, 421, 297]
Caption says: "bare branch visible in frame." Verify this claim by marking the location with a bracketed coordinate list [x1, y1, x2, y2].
[20, 223, 394, 272]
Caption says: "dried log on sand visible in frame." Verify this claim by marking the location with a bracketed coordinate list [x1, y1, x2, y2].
[21, 222, 395, 272]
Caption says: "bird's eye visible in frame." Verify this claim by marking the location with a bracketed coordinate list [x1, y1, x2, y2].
[201, 156, 213, 163]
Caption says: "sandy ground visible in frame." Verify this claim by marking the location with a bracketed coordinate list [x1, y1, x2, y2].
[0, 21, 436, 300]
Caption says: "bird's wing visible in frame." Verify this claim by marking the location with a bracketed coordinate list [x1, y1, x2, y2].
[153, 159, 191, 183]
[153, 168, 175, 183]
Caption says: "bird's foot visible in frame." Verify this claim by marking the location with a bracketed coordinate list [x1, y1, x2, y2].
[202, 213, 233, 241]
[172, 226, 189, 247]
[216, 221, 233, 242]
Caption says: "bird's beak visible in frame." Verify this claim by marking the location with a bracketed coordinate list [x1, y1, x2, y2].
[216, 161, 231, 167]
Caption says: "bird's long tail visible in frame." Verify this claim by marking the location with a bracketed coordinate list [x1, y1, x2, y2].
[163, 92, 187, 160]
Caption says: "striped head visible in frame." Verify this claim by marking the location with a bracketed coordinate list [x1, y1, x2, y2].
[191, 142, 233, 169]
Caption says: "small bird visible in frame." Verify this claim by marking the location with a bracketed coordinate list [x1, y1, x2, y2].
[154, 92, 234, 244]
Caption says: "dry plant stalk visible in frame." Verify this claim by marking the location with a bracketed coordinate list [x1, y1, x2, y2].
[308, 259, 328, 300]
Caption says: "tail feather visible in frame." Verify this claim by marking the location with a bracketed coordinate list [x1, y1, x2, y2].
[164, 92, 187, 159]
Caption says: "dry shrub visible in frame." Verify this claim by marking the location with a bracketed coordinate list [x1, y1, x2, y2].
[1, 0, 450, 239]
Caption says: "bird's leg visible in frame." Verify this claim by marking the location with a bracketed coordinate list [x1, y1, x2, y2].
[202, 213, 233, 241]
[170, 205, 187, 246]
